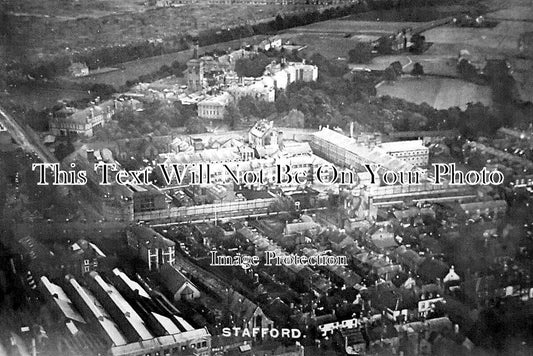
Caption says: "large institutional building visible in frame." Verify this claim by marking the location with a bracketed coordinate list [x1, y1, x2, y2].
[193, 58, 318, 120]
[379, 140, 429, 167]
[49, 97, 142, 137]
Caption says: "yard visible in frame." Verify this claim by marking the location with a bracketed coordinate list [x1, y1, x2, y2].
[376, 76, 492, 110]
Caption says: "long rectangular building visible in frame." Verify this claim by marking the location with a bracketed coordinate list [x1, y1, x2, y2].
[87, 272, 153, 342]
[66, 276, 129, 347]
[311, 128, 417, 174]
[379, 140, 429, 167]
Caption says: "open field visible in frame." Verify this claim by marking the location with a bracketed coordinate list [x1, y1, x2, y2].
[485, 5, 533, 22]
[284, 19, 423, 36]
[279, 32, 360, 60]
[349, 54, 458, 77]
[341, 5, 481, 22]
[423, 22, 533, 55]
[4, 0, 148, 18]
[0, 83, 90, 110]
[376, 76, 492, 110]
[1, 1, 308, 62]
[421, 0, 533, 58]
[281, 19, 435, 61]
[62, 35, 267, 88]
[418, 0, 533, 103]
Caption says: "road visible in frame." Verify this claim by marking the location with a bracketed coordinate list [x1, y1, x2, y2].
[0, 105, 56, 163]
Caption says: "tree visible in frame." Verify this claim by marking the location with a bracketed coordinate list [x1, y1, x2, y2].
[274, 14, 286, 31]
[88, 83, 117, 99]
[348, 43, 373, 64]
[457, 58, 478, 80]
[411, 62, 424, 76]
[390, 61, 403, 76]
[376, 36, 395, 55]
[234, 53, 271, 78]
[185, 117, 206, 134]
[223, 103, 242, 129]
[410, 34, 426, 53]
[309, 53, 348, 77]
[383, 66, 399, 82]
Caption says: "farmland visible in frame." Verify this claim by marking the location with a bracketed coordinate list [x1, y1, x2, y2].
[376, 76, 492, 110]
[279, 33, 361, 60]
[281, 19, 429, 60]
[1, 0, 310, 63]
[341, 5, 482, 22]
[284, 19, 423, 36]
[0, 84, 90, 111]
[63, 35, 268, 88]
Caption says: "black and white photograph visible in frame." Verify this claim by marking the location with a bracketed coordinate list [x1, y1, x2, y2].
[1, 0, 533, 355]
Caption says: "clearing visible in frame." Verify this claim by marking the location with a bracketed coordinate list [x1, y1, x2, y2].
[376, 76, 492, 110]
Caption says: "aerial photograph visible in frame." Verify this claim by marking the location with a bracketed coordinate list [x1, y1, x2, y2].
[0, 0, 533, 355]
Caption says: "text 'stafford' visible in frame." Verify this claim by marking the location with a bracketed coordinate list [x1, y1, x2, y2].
[222, 327, 301, 339]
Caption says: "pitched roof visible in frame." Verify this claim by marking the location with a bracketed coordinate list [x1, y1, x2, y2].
[70, 239, 106, 259]
[40, 276, 86, 324]
[228, 291, 261, 322]
[159, 264, 198, 295]
[127, 226, 175, 249]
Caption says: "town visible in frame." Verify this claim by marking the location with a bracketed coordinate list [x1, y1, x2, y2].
[0, 0, 533, 356]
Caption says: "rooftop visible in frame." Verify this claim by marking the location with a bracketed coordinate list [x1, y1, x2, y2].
[40, 276, 86, 324]
[312, 128, 418, 174]
[112, 268, 151, 299]
[127, 226, 175, 249]
[198, 92, 232, 106]
[89, 272, 153, 341]
[67, 277, 128, 347]
[379, 140, 427, 152]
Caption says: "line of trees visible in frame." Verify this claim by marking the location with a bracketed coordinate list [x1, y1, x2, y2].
[8, 36, 192, 81]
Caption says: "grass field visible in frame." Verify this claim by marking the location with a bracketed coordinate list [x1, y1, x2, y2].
[486, 5, 533, 21]
[285, 19, 424, 35]
[63, 35, 266, 88]
[281, 19, 431, 61]
[376, 76, 492, 110]
[1, 1, 305, 62]
[423, 23, 532, 55]
[341, 5, 479, 22]
[280, 32, 360, 60]
[349, 54, 458, 77]
[0, 83, 90, 110]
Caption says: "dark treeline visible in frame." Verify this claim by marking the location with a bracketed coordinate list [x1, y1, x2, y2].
[198, 0, 463, 46]
[6, 35, 192, 81]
